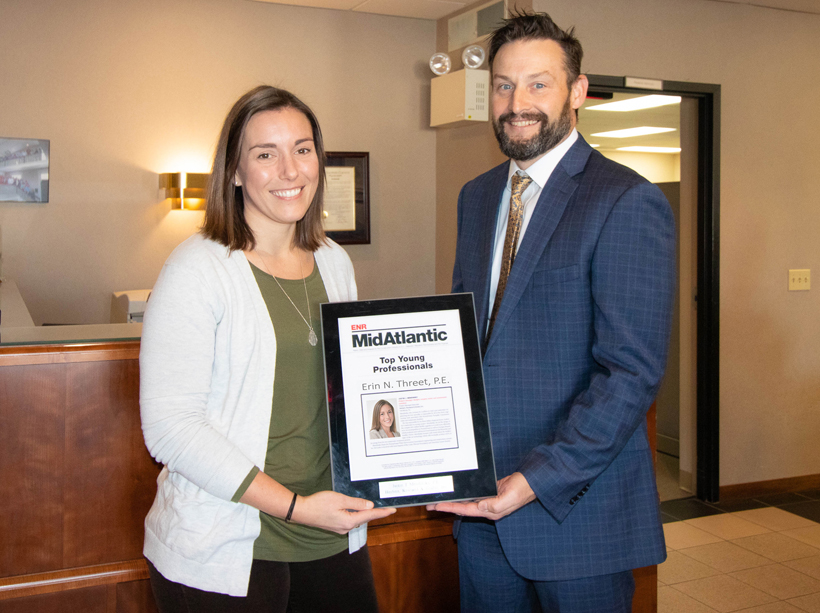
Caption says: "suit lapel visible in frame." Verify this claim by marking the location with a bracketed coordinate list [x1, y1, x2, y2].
[471, 164, 508, 344]
[484, 137, 593, 355]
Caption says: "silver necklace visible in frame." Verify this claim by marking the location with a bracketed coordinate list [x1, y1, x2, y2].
[255, 250, 318, 347]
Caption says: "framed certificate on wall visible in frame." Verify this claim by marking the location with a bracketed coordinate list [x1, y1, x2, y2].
[321, 293, 497, 507]
[323, 152, 369, 244]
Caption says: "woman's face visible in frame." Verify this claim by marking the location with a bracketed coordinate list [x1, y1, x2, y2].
[234, 107, 319, 236]
[379, 405, 394, 430]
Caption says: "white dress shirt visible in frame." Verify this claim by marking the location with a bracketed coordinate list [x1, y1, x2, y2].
[487, 129, 579, 319]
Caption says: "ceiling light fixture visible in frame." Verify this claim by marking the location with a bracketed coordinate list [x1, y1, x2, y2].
[616, 146, 682, 153]
[591, 127, 676, 138]
[587, 95, 681, 112]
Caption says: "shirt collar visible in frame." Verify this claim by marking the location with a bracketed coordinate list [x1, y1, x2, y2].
[507, 128, 579, 189]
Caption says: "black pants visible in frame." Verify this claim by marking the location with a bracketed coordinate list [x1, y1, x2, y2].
[148, 546, 379, 613]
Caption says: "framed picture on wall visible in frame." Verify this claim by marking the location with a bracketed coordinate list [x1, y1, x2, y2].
[324, 151, 369, 244]
[0, 138, 50, 203]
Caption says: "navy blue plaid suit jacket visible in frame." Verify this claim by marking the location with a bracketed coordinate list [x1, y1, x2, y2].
[452, 135, 674, 580]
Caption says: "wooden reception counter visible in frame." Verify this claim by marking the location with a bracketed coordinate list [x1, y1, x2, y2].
[0, 333, 655, 613]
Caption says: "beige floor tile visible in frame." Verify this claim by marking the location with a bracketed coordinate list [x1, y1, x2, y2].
[784, 556, 820, 581]
[731, 563, 820, 599]
[674, 574, 777, 612]
[733, 532, 820, 562]
[788, 592, 820, 612]
[660, 551, 724, 585]
[686, 514, 772, 540]
[666, 521, 726, 550]
[784, 527, 820, 550]
[658, 585, 719, 613]
[735, 603, 806, 612]
[734, 508, 819, 532]
[682, 541, 774, 573]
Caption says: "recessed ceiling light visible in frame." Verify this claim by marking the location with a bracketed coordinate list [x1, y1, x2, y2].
[587, 95, 681, 112]
[589, 144, 600, 148]
[591, 127, 676, 138]
[617, 146, 681, 153]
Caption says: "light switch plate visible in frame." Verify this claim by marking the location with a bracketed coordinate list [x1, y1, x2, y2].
[788, 269, 811, 291]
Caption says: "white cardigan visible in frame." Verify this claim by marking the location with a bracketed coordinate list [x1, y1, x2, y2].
[140, 234, 363, 597]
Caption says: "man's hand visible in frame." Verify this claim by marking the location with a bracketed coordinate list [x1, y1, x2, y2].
[427, 472, 536, 521]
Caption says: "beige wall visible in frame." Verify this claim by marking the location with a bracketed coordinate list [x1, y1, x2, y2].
[0, 0, 436, 324]
[598, 151, 680, 184]
[537, 0, 819, 487]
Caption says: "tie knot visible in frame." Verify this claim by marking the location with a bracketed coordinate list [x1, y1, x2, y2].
[511, 172, 532, 198]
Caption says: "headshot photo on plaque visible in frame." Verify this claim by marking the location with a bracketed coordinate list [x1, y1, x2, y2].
[368, 399, 401, 440]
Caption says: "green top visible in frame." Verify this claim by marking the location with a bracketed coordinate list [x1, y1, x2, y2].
[233, 260, 347, 562]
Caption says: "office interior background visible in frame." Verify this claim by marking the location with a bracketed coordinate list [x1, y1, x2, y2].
[1, 0, 818, 587]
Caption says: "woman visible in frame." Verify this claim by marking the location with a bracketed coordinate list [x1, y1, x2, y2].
[368, 400, 400, 439]
[140, 86, 394, 612]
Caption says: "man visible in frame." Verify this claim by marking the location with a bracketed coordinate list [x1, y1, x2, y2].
[428, 11, 675, 612]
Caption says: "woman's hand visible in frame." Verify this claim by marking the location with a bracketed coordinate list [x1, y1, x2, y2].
[240, 472, 394, 534]
[291, 491, 396, 534]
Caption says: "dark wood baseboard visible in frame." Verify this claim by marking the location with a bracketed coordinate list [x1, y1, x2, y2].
[720, 474, 820, 501]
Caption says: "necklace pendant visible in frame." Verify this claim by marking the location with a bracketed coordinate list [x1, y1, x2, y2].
[309, 329, 318, 346]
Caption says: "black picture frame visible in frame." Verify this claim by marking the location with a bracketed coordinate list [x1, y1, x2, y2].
[320, 293, 497, 508]
[325, 151, 370, 244]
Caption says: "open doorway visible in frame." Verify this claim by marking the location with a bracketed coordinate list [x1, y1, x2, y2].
[576, 77, 721, 502]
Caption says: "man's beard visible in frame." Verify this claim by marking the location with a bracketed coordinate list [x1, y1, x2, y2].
[493, 97, 573, 162]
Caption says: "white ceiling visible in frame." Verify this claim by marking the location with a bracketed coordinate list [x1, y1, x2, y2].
[249, 0, 469, 20]
[704, 0, 820, 14]
[250, 0, 820, 19]
[577, 94, 681, 152]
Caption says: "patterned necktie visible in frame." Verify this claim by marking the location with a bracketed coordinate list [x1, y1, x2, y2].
[486, 171, 533, 343]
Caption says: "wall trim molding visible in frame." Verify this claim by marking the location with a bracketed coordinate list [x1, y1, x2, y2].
[720, 473, 820, 501]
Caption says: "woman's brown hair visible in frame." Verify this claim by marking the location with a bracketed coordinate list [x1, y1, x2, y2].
[201, 86, 327, 252]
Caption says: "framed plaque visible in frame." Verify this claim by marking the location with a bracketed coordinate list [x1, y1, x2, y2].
[321, 293, 497, 507]
[323, 152, 369, 244]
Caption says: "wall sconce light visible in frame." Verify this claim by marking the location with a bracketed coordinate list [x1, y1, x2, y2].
[159, 172, 208, 210]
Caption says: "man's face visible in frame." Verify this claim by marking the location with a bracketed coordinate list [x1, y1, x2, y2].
[491, 39, 588, 169]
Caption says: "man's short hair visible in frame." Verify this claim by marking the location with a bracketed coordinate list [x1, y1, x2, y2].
[488, 10, 583, 87]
